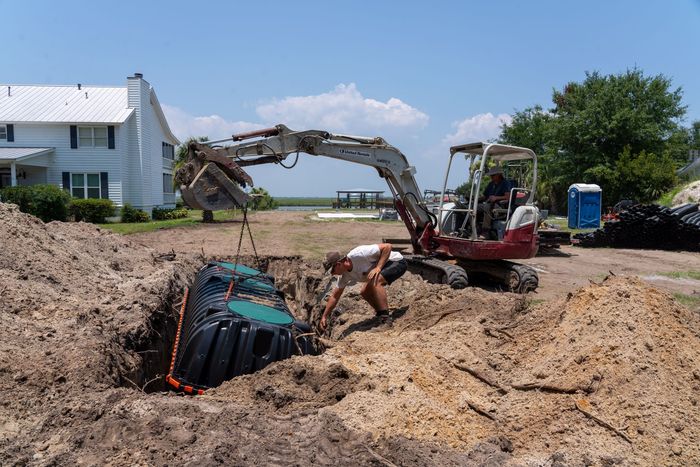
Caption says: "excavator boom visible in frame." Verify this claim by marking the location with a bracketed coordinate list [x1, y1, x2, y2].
[176, 124, 434, 239]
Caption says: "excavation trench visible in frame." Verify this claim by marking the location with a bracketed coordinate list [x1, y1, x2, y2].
[122, 256, 329, 393]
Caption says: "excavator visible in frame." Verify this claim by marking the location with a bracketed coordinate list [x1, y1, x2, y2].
[175, 124, 540, 292]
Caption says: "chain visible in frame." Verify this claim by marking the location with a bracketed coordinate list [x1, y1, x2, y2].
[231, 204, 263, 297]
[244, 206, 262, 271]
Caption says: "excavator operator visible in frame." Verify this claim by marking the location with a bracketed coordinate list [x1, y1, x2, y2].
[477, 167, 513, 238]
[320, 243, 407, 330]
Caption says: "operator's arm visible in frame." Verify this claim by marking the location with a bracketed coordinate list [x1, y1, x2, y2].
[320, 286, 345, 330]
[487, 181, 512, 203]
[488, 192, 510, 203]
[367, 243, 392, 283]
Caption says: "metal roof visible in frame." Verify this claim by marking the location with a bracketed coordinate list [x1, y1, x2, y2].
[0, 147, 54, 161]
[0, 85, 133, 123]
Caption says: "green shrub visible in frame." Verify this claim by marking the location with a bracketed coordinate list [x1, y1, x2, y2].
[0, 184, 70, 222]
[121, 203, 150, 223]
[250, 187, 278, 210]
[70, 198, 115, 223]
[152, 206, 189, 220]
[0, 186, 34, 212]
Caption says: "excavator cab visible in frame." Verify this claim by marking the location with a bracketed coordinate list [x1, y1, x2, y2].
[430, 142, 540, 260]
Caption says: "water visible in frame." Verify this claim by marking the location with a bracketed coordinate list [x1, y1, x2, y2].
[275, 205, 331, 211]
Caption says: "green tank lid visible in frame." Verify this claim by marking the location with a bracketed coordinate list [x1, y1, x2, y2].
[216, 262, 261, 276]
[219, 274, 276, 293]
[227, 300, 294, 325]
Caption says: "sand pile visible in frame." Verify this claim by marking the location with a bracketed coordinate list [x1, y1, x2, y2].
[2, 201, 699, 465]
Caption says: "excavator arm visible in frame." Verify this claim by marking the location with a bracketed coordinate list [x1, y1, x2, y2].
[175, 124, 436, 244]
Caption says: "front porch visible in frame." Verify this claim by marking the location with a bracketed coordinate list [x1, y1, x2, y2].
[0, 147, 54, 189]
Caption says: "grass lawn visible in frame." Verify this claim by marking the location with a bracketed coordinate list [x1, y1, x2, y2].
[660, 270, 700, 281]
[99, 209, 239, 235]
[275, 197, 334, 206]
[544, 216, 599, 235]
[673, 292, 700, 310]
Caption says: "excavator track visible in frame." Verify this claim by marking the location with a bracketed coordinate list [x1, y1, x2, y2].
[457, 259, 539, 293]
[403, 255, 469, 289]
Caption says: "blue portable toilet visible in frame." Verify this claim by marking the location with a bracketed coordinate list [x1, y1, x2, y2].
[568, 184, 602, 229]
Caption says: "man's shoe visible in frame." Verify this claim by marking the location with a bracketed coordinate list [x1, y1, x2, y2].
[375, 310, 393, 326]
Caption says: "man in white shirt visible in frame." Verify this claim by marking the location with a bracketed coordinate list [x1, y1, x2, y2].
[320, 243, 407, 330]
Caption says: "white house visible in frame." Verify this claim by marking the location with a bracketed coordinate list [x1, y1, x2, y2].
[0, 73, 180, 212]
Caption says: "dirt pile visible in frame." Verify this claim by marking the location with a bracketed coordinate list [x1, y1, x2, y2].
[673, 180, 700, 205]
[298, 274, 700, 465]
[2, 202, 699, 465]
[504, 276, 700, 463]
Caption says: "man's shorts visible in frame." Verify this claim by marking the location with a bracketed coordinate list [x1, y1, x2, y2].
[380, 259, 408, 285]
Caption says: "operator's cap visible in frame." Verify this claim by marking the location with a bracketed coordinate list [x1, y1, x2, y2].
[323, 251, 343, 273]
[487, 167, 504, 176]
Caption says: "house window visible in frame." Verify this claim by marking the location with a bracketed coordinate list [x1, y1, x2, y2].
[163, 173, 174, 194]
[162, 142, 175, 160]
[0, 125, 6, 140]
[78, 127, 108, 147]
[71, 173, 101, 199]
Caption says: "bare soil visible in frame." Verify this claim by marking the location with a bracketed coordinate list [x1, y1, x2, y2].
[133, 211, 700, 305]
[2, 204, 700, 466]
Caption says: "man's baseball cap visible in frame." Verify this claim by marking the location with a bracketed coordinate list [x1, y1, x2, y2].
[487, 167, 504, 176]
[323, 251, 343, 273]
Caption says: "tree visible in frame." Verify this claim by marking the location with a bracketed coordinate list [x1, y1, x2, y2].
[174, 136, 214, 222]
[499, 105, 553, 157]
[690, 121, 700, 148]
[249, 187, 278, 210]
[499, 106, 561, 208]
[499, 69, 688, 212]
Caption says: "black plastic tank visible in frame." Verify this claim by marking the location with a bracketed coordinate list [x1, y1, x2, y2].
[166, 262, 316, 394]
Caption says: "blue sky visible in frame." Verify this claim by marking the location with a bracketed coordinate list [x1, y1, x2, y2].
[3, 0, 700, 196]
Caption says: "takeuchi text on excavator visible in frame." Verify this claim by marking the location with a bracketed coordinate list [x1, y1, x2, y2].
[175, 124, 541, 293]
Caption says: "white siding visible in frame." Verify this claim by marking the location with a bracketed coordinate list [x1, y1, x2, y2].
[146, 94, 176, 208]
[0, 123, 125, 204]
[18, 166, 47, 186]
[126, 77, 146, 209]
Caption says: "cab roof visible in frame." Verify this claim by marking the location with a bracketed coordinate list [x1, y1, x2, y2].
[449, 142, 536, 161]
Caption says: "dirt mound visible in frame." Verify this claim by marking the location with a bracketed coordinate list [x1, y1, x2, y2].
[2, 202, 699, 465]
[673, 180, 700, 205]
[305, 273, 700, 465]
[210, 357, 366, 414]
[503, 276, 700, 463]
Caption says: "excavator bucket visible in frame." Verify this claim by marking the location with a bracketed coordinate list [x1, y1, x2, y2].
[180, 163, 250, 211]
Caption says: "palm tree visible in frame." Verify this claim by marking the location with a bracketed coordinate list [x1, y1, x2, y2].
[174, 136, 214, 223]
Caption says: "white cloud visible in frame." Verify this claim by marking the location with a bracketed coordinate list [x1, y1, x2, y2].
[442, 112, 512, 146]
[163, 84, 429, 144]
[255, 83, 429, 133]
[162, 104, 263, 141]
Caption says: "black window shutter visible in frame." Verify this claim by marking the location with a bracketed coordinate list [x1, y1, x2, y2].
[62, 172, 71, 192]
[100, 172, 109, 199]
[70, 125, 77, 148]
[107, 126, 115, 149]
[7, 124, 14, 142]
